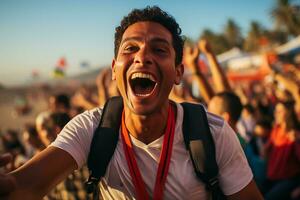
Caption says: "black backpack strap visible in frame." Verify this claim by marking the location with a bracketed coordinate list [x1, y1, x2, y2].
[181, 102, 225, 200]
[85, 96, 123, 197]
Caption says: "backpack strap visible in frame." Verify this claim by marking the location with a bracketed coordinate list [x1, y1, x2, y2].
[85, 96, 123, 197]
[181, 102, 225, 200]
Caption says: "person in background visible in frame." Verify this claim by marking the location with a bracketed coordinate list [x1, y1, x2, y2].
[263, 101, 300, 200]
[22, 124, 45, 159]
[208, 91, 246, 148]
[237, 104, 257, 142]
[0, 130, 27, 171]
[245, 119, 272, 190]
[36, 112, 92, 200]
[48, 94, 71, 114]
[36, 93, 71, 137]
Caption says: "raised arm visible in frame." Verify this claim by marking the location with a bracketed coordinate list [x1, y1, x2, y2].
[183, 45, 214, 103]
[6, 147, 77, 200]
[72, 91, 98, 110]
[234, 85, 249, 105]
[96, 68, 110, 107]
[198, 39, 232, 93]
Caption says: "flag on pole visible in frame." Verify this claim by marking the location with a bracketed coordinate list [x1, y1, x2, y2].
[56, 57, 67, 69]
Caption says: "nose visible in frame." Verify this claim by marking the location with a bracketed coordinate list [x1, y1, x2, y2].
[134, 45, 153, 66]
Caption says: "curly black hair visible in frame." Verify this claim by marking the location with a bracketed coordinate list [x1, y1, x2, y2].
[114, 6, 184, 65]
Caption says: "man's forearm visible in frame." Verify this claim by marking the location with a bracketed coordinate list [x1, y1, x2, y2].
[206, 53, 232, 93]
[8, 147, 77, 200]
[191, 73, 214, 103]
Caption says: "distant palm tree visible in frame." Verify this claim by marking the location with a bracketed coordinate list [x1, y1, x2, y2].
[271, 0, 300, 36]
[184, 36, 195, 47]
[264, 29, 288, 45]
[200, 28, 229, 54]
[223, 19, 243, 48]
[244, 21, 264, 51]
[201, 29, 216, 41]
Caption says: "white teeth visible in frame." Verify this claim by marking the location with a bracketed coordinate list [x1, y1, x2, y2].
[131, 72, 155, 82]
[136, 93, 149, 97]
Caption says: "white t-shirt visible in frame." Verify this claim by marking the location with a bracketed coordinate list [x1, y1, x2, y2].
[51, 103, 253, 200]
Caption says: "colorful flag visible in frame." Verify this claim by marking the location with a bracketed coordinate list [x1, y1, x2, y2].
[52, 67, 65, 78]
[80, 61, 90, 68]
[57, 57, 67, 69]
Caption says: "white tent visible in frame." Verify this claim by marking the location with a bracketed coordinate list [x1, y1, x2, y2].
[217, 47, 246, 64]
[276, 35, 300, 55]
[226, 54, 263, 71]
[217, 48, 262, 71]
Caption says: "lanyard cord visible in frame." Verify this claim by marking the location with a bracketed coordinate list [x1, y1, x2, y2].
[121, 104, 175, 200]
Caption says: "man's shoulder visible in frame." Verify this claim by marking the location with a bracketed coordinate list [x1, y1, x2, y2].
[206, 111, 224, 130]
[73, 107, 103, 124]
[87, 107, 103, 119]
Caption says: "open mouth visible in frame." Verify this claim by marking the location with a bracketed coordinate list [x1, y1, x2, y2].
[129, 72, 157, 97]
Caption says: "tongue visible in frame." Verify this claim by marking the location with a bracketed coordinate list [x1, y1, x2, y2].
[134, 85, 154, 96]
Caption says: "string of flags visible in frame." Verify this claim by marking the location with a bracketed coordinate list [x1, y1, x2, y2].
[31, 57, 93, 80]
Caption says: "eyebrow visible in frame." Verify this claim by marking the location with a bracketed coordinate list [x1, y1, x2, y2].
[120, 36, 172, 46]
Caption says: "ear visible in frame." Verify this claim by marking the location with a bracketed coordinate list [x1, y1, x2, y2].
[174, 63, 184, 85]
[222, 112, 230, 122]
[111, 59, 116, 80]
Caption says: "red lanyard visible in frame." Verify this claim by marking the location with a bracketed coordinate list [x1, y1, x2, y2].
[121, 104, 175, 200]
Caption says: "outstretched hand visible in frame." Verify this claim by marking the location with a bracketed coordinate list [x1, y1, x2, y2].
[198, 39, 212, 55]
[0, 153, 16, 196]
[96, 68, 110, 88]
[183, 45, 200, 74]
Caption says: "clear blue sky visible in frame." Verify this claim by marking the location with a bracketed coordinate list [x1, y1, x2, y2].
[0, 0, 274, 87]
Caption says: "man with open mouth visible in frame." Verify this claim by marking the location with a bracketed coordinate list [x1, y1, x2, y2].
[1, 6, 263, 200]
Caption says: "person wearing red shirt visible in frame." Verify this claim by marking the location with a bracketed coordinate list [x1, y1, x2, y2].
[264, 101, 300, 200]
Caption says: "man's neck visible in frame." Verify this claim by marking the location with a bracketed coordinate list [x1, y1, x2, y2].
[123, 102, 172, 144]
[229, 120, 237, 132]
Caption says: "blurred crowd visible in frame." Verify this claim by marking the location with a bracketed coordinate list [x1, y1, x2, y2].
[0, 39, 300, 200]
[0, 70, 119, 200]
